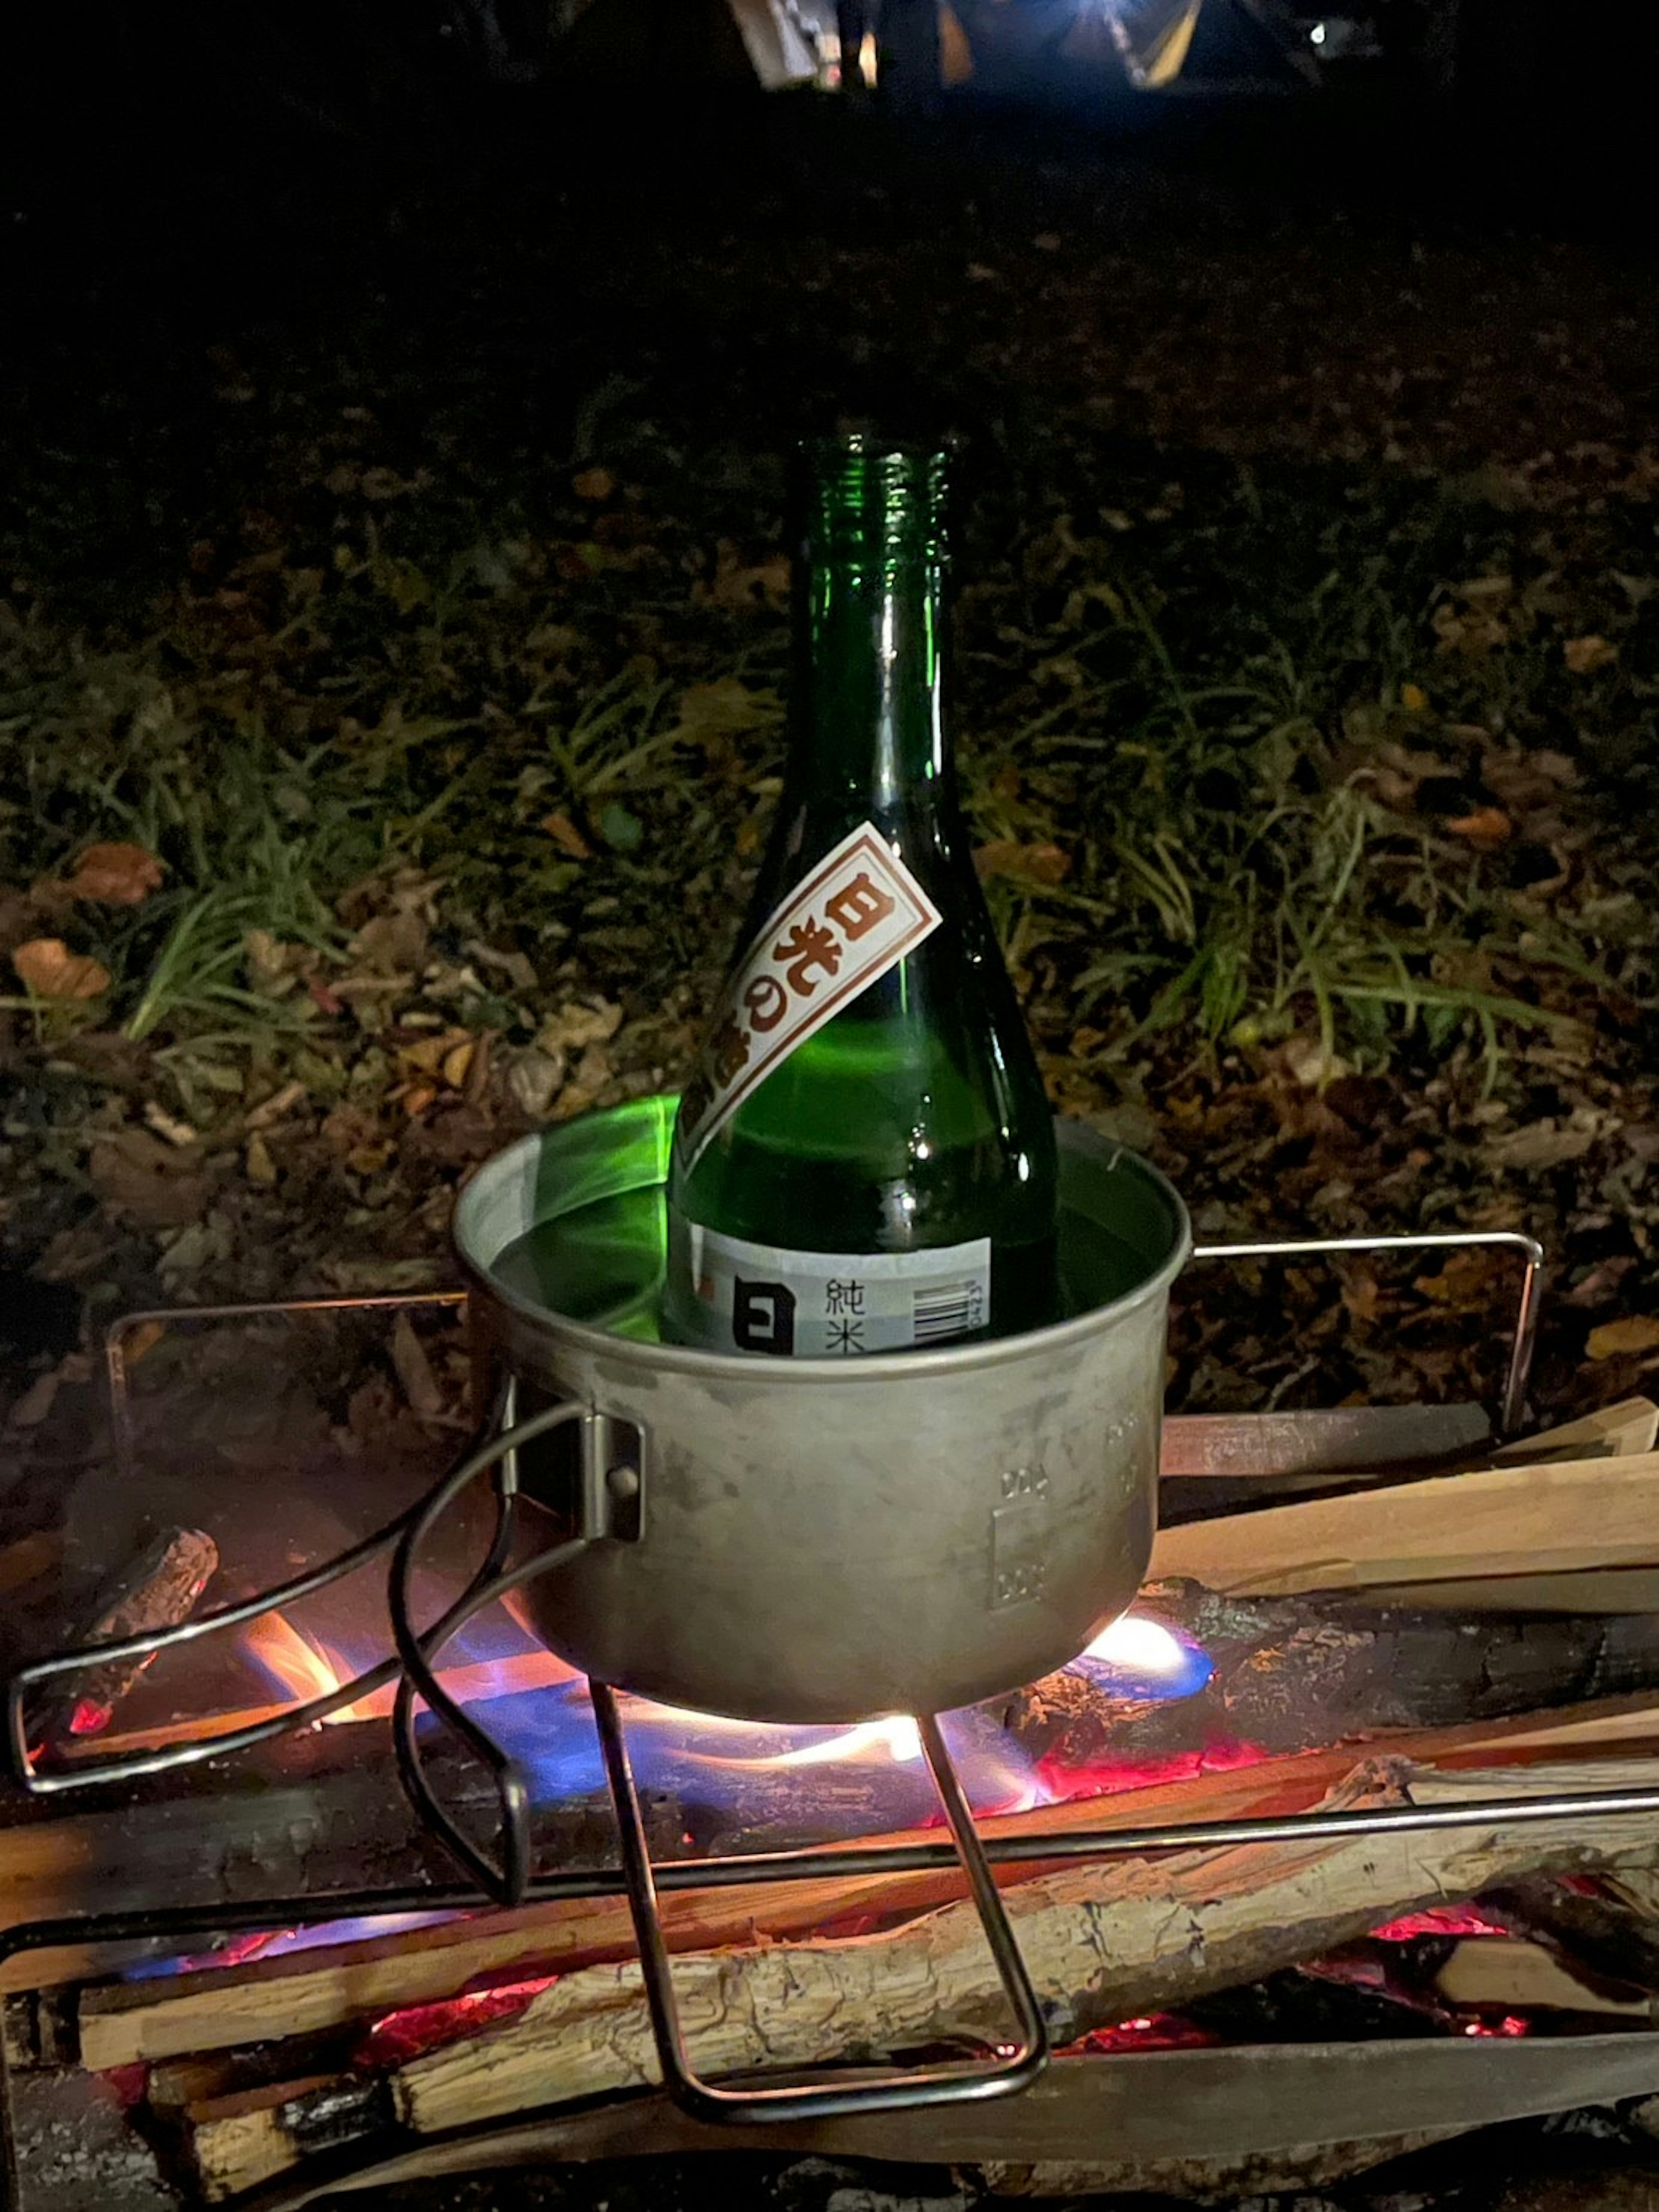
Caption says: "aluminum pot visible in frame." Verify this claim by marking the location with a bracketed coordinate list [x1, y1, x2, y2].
[453, 1095, 1189, 1724]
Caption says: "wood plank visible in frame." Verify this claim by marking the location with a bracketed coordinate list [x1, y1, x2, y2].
[1148, 1452, 1659, 1596]
[1433, 1936, 1650, 2017]
[1496, 1397, 1659, 1462]
[1159, 1405, 1491, 1478]
[1366, 1569, 1659, 1615]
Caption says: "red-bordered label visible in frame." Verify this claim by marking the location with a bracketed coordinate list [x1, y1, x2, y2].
[680, 821, 941, 1170]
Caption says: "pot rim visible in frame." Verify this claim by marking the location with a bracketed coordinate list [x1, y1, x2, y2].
[454, 1100, 1192, 1386]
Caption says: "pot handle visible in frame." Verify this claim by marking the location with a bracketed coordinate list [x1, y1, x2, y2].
[591, 1682, 1050, 2124]
[389, 1395, 617, 1905]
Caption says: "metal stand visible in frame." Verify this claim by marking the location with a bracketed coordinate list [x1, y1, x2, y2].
[0, 1226, 1575, 2189]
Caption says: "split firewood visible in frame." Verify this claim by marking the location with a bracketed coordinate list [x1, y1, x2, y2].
[1432, 1936, 1650, 2018]
[75, 1747, 1377, 2067]
[1494, 1396, 1659, 1462]
[1149, 1450, 1659, 1596]
[71, 1689, 1659, 2063]
[1485, 1872, 1659, 1996]
[180, 1755, 1659, 2200]
[23, 1526, 219, 1753]
[168, 2034, 1659, 2209]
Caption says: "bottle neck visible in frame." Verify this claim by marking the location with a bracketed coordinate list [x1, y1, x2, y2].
[790, 444, 953, 814]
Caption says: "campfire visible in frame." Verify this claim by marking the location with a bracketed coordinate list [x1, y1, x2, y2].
[10, 1269, 1659, 2209]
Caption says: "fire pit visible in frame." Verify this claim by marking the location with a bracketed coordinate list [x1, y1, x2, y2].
[10, 1132, 1659, 2211]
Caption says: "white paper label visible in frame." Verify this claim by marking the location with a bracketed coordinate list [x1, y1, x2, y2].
[680, 1225, 991, 1356]
[679, 821, 941, 1172]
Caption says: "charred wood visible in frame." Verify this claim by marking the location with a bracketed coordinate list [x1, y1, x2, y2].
[997, 1578, 1659, 1770]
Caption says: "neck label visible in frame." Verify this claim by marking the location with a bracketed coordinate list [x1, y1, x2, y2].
[680, 821, 941, 1171]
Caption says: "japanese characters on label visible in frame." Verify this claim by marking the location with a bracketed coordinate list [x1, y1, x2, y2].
[678, 822, 941, 1171]
[680, 1225, 992, 1356]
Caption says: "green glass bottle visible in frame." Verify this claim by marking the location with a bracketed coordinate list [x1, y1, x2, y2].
[664, 435, 1058, 1358]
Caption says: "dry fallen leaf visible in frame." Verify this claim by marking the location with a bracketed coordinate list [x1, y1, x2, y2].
[12, 938, 111, 1000]
[1564, 634, 1618, 676]
[391, 1310, 445, 1419]
[1445, 806, 1513, 849]
[1487, 1120, 1597, 1171]
[539, 811, 593, 859]
[973, 840, 1071, 886]
[1401, 683, 1429, 713]
[1587, 1316, 1659, 1361]
[67, 841, 165, 905]
[572, 466, 616, 502]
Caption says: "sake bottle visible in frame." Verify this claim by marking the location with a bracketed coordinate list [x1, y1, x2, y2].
[665, 433, 1058, 1358]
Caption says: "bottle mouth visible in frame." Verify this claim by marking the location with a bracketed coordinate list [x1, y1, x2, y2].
[799, 434, 950, 568]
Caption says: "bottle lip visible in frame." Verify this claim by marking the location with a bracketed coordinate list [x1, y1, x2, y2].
[798, 429, 957, 468]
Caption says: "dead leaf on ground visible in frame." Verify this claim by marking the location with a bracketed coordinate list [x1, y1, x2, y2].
[540, 811, 593, 859]
[665, 676, 782, 752]
[507, 1045, 566, 1120]
[1587, 1316, 1659, 1361]
[1486, 1120, 1598, 1171]
[1445, 806, 1514, 849]
[1564, 634, 1618, 675]
[60, 841, 165, 905]
[572, 466, 616, 502]
[698, 540, 790, 611]
[349, 905, 428, 976]
[11, 938, 111, 1000]
[538, 999, 623, 1054]
[973, 840, 1071, 886]
[391, 1310, 445, 1419]
[245, 929, 310, 995]
[89, 1130, 217, 1230]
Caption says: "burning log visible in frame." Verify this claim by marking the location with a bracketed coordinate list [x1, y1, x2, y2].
[0, 1718, 687, 1994]
[176, 1755, 1659, 2199]
[70, 1688, 1659, 2069]
[22, 1527, 219, 1753]
[1000, 1578, 1659, 1771]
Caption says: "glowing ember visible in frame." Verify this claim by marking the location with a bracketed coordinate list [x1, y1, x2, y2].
[1370, 1907, 1508, 1942]
[360, 1975, 557, 2068]
[1066, 2012, 1219, 2053]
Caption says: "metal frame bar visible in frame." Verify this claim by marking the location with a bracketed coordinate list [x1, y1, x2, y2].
[591, 1688, 1048, 2123]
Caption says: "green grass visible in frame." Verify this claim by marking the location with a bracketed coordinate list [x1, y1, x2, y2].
[0, 461, 1648, 1102]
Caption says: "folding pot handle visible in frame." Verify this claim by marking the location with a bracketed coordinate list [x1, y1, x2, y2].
[591, 1685, 1050, 2123]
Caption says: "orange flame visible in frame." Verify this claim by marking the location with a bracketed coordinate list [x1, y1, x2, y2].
[242, 1614, 375, 1723]
[683, 1714, 925, 1774]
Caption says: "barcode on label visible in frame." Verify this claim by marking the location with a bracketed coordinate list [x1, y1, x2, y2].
[912, 1281, 984, 1344]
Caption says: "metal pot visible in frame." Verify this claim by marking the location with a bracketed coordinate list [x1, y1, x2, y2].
[453, 1095, 1189, 1724]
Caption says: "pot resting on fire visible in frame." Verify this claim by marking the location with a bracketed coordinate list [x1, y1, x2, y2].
[452, 1095, 1190, 1725]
